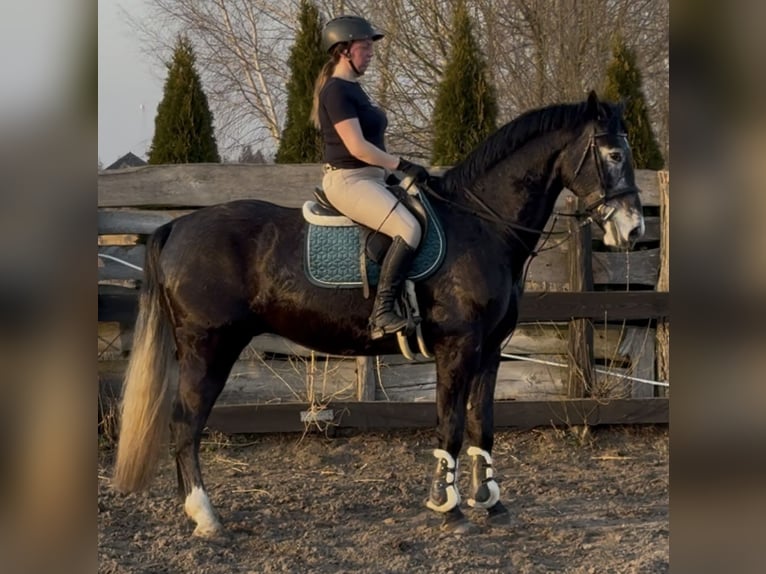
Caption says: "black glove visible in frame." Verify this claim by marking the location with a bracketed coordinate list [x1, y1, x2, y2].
[396, 158, 429, 183]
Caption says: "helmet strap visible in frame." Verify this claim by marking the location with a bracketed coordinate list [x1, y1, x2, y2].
[343, 50, 363, 77]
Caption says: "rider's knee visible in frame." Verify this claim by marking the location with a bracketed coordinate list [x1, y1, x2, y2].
[402, 219, 422, 249]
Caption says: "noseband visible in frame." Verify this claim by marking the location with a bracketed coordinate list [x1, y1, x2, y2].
[571, 129, 633, 226]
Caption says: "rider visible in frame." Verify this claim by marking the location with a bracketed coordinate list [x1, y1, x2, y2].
[311, 15, 430, 340]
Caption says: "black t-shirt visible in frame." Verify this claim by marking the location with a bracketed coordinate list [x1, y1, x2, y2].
[319, 77, 388, 168]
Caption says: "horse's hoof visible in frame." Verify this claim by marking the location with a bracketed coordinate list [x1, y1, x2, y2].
[440, 517, 478, 535]
[486, 501, 512, 528]
[192, 521, 224, 539]
[439, 508, 478, 535]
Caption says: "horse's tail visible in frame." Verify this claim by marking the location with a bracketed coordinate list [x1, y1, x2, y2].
[112, 223, 177, 493]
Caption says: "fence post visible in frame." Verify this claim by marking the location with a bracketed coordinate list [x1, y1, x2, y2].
[655, 170, 670, 396]
[566, 196, 594, 397]
[356, 356, 377, 401]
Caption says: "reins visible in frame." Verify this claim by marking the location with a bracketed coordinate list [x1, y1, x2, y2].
[420, 178, 595, 258]
[419, 175, 599, 292]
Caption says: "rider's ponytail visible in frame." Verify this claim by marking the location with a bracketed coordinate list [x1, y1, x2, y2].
[310, 46, 345, 129]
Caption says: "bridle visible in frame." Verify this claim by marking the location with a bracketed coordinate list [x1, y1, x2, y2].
[570, 128, 635, 228]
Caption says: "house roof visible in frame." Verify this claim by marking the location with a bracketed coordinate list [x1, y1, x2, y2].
[105, 152, 147, 170]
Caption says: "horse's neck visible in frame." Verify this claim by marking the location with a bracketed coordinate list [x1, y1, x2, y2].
[479, 153, 565, 234]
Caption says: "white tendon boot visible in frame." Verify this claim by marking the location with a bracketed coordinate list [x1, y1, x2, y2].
[466, 446, 501, 509]
[426, 449, 461, 512]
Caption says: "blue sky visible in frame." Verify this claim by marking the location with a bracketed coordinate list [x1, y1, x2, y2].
[98, 0, 162, 166]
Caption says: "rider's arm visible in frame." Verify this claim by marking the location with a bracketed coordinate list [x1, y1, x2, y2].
[333, 117, 400, 171]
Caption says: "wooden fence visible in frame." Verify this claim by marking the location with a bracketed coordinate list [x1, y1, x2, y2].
[98, 164, 669, 431]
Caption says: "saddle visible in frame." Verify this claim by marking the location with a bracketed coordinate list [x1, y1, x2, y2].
[301, 177, 446, 360]
[301, 178, 446, 293]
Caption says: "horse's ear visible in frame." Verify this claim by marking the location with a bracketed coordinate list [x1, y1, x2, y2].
[586, 90, 600, 119]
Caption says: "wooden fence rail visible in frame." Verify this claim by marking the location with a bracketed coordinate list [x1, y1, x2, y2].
[98, 165, 669, 430]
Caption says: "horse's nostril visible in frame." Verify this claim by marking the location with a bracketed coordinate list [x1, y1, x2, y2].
[629, 226, 641, 241]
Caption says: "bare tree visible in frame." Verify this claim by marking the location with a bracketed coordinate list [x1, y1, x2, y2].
[127, 0, 301, 158]
[128, 0, 668, 162]
[476, 0, 668, 157]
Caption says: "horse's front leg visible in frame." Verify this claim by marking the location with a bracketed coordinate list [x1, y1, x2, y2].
[428, 337, 480, 533]
[465, 348, 511, 526]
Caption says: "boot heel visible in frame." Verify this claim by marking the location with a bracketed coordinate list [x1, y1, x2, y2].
[369, 315, 409, 340]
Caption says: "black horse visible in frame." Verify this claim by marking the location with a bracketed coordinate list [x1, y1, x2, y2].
[112, 92, 644, 536]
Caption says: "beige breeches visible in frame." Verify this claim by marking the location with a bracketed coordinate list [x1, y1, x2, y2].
[322, 165, 422, 249]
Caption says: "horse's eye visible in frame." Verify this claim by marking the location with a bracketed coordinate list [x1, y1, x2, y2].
[608, 151, 623, 162]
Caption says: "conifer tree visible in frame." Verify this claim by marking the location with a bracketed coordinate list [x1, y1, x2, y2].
[238, 144, 267, 164]
[602, 39, 664, 169]
[431, 1, 497, 165]
[148, 35, 220, 164]
[275, 0, 324, 163]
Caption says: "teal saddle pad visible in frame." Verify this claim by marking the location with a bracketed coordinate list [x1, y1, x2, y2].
[304, 194, 446, 288]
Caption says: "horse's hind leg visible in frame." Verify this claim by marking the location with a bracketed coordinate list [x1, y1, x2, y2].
[172, 325, 250, 537]
[465, 349, 511, 526]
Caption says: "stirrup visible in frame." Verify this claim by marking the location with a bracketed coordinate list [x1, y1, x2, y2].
[369, 315, 411, 340]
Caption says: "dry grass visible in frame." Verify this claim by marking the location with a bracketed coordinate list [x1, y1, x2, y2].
[98, 393, 120, 450]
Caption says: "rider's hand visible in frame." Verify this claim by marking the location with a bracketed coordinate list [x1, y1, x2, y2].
[396, 158, 430, 183]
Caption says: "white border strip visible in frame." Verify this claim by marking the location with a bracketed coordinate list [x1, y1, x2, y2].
[500, 353, 669, 387]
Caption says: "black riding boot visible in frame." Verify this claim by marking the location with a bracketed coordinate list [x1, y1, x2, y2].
[369, 236, 416, 340]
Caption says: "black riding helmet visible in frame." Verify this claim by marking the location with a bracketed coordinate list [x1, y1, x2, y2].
[322, 15, 384, 53]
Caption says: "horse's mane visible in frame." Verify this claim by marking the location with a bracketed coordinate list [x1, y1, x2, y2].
[441, 100, 600, 195]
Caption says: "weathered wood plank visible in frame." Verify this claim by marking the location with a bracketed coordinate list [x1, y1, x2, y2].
[99, 320, 652, 368]
[94, 236, 658, 287]
[656, 170, 670, 397]
[97, 210, 660, 248]
[518, 291, 669, 321]
[377, 360, 567, 402]
[567, 196, 594, 398]
[98, 164, 325, 208]
[101, 350, 651, 405]
[97, 245, 660, 288]
[202, 398, 668, 433]
[620, 326, 657, 398]
[356, 356, 377, 401]
[98, 209, 193, 235]
[99, 357, 360, 405]
[592, 249, 659, 286]
[98, 165, 661, 208]
[501, 323, 656, 361]
[98, 285, 670, 324]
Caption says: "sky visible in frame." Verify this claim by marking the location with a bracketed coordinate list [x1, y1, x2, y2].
[98, 0, 163, 167]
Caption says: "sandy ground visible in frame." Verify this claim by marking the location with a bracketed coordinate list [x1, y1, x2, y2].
[98, 425, 668, 573]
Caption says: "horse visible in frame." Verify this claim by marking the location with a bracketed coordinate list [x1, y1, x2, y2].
[111, 91, 644, 536]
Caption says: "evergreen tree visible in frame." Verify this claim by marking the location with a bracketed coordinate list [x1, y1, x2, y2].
[238, 144, 256, 163]
[602, 39, 664, 170]
[238, 144, 267, 164]
[148, 35, 220, 164]
[275, 0, 324, 163]
[431, 1, 497, 165]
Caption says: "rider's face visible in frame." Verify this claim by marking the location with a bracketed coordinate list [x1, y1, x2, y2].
[347, 39, 374, 74]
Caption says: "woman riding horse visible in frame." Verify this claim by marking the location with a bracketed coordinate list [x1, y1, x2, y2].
[313, 15, 431, 340]
[111, 90, 644, 536]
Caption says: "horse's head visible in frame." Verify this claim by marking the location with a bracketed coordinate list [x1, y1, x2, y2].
[565, 91, 645, 251]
